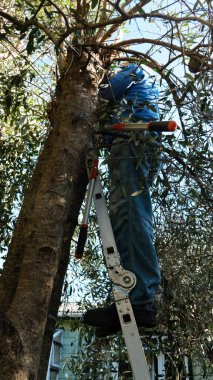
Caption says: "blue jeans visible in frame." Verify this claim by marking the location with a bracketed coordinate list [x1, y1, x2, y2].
[108, 139, 161, 305]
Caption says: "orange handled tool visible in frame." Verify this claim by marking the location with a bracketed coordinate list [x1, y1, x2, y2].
[106, 120, 177, 132]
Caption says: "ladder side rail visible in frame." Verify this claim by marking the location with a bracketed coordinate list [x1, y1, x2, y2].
[93, 176, 151, 380]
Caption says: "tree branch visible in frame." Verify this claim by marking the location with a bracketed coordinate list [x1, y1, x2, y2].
[147, 140, 213, 203]
[0, 9, 26, 29]
[55, 9, 213, 47]
[1, 6, 212, 50]
[81, 39, 213, 71]
[165, 149, 213, 199]
[47, 0, 70, 30]
[80, 42, 161, 70]
[105, 0, 129, 17]
[139, 11, 213, 28]
[89, 11, 213, 31]
[114, 37, 183, 51]
[98, 0, 150, 43]
[0, 9, 58, 45]
[30, 0, 46, 21]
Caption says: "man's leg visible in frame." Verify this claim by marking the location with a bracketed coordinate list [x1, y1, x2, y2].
[83, 140, 161, 334]
[109, 141, 161, 305]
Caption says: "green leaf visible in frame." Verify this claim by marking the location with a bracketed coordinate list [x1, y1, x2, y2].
[17, 116, 27, 126]
[91, 0, 98, 9]
[5, 92, 13, 110]
[3, 23, 11, 33]
[0, 33, 6, 40]
[27, 39, 34, 55]
[185, 73, 195, 81]
[37, 35, 45, 44]
[19, 33, 26, 40]
[26, 27, 39, 55]
[10, 74, 23, 87]
[135, 4, 145, 14]
[21, 124, 29, 135]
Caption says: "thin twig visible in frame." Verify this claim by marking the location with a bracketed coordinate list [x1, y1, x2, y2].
[30, 0, 46, 22]
[47, 0, 70, 30]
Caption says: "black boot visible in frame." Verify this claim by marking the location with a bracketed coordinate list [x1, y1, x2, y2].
[83, 302, 158, 337]
[83, 303, 118, 327]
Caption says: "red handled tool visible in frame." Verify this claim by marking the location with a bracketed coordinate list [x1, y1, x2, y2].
[74, 121, 177, 378]
[75, 159, 99, 259]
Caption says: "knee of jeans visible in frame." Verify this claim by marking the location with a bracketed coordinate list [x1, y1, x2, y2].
[139, 216, 153, 236]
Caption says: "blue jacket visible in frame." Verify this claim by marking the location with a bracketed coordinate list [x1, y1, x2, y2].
[99, 64, 159, 122]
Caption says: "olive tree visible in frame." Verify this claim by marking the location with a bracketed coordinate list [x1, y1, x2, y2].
[0, 1, 212, 379]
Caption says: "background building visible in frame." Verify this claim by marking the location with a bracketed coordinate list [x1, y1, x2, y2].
[46, 312, 213, 380]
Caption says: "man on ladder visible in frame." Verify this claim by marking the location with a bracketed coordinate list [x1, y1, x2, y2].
[83, 63, 162, 338]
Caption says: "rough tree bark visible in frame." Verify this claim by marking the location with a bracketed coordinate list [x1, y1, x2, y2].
[38, 164, 88, 380]
[0, 54, 99, 380]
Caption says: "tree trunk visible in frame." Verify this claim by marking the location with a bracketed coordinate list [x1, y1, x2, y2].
[38, 163, 88, 379]
[0, 55, 99, 380]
